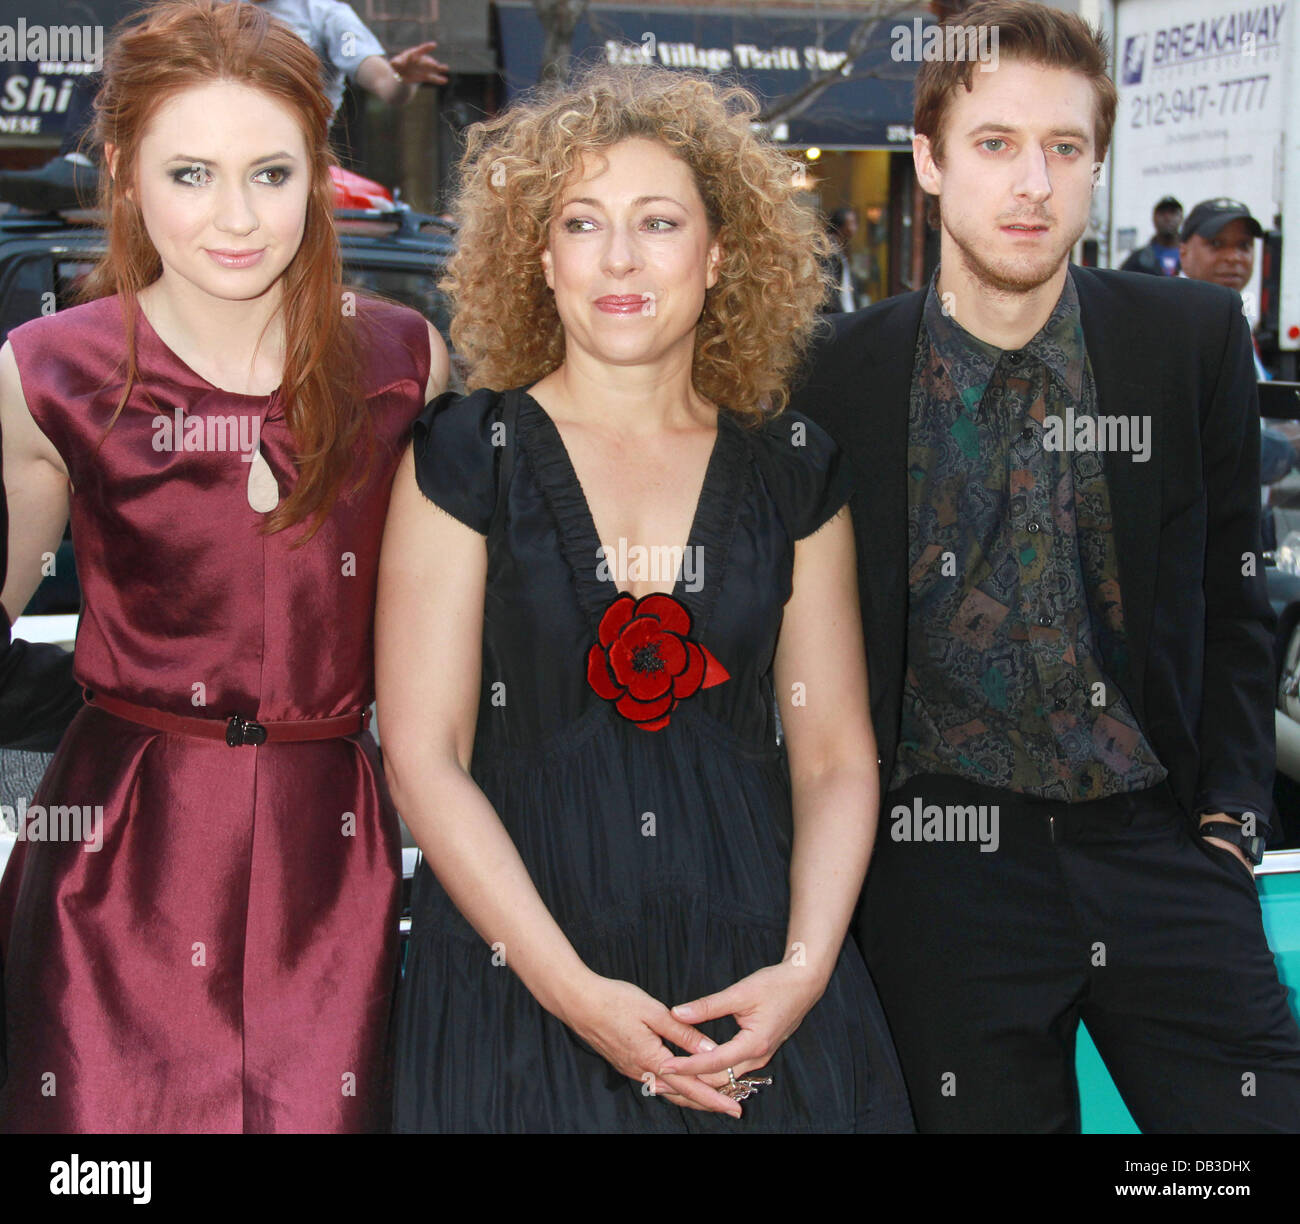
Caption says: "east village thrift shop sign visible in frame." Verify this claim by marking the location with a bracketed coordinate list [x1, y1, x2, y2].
[494, 2, 932, 147]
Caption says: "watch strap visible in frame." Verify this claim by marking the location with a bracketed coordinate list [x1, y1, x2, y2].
[1198, 821, 1265, 866]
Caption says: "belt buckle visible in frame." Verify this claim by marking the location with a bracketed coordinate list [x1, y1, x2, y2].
[225, 713, 268, 747]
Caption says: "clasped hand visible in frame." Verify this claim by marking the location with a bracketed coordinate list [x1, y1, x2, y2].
[564, 961, 826, 1118]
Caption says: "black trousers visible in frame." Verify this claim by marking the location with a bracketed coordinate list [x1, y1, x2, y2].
[859, 773, 1300, 1133]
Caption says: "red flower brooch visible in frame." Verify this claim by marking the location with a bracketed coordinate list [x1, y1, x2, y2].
[586, 592, 729, 731]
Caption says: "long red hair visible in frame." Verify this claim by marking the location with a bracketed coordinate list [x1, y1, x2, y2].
[80, 0, 374, 540]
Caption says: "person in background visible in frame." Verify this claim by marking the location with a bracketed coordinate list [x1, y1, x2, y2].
[1179, 198, 1294, 536]
[1119, 195, 1182, 276]
[245, 0, 449, 120]
[819, 206, 859, 313]
[1179, 198, 1266, 370]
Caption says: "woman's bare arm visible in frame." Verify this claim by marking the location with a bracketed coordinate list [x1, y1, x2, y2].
[774, 505, 877, 986]
[0, 341, 69, 624]
[376, 445, 593, 1015]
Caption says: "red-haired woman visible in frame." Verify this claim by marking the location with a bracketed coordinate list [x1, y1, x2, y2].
[0, 0, 447, 1132]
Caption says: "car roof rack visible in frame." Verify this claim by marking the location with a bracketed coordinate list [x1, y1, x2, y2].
[334, 204, 456, 239]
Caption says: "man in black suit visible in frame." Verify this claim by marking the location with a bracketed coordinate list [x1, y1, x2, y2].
[789, 0, 1300, 1132]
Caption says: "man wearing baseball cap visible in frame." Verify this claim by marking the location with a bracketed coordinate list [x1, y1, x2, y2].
[1181, 201, 1295, 502]
[1179, 198, 1265, 294]
[1120, 195, 1183, 276]
[1181, 199, 1271, 381]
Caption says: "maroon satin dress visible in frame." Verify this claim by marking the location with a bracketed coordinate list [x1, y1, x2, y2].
[0, 293, 431, 1132]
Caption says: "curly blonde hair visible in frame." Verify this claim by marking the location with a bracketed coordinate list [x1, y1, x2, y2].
[442, 63, 834, 423]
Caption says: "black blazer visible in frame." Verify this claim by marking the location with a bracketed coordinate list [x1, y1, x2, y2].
[787, 265, 1276, 827]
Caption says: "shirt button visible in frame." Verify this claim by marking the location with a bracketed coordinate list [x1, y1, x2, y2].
[1055, 697, 1068, 710]
[1027, 521, 1040, 533]
[1021, 426, 1034, 441]
[1038, 612, 1052, 626]
[1008, 352, 1023, 364]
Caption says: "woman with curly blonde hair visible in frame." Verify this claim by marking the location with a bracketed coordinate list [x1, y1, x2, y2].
[376, 64, 913, 1132]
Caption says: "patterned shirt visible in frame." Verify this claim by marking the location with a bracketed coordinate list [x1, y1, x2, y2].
[889, 268, 1167, 801]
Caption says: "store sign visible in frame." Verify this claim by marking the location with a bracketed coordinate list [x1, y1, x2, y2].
[1109, 0, 1288, 318]
[0, 0, 121, 144]
[495, 2, 930, 147]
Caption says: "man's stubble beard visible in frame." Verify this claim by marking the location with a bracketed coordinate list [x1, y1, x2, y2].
[939, 198, 1083, 296]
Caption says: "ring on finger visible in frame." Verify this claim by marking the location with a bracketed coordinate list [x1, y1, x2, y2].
[718, 1066, 774, 1102]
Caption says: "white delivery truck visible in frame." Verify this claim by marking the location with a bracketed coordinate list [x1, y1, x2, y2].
[1105, 0, 1300, 377]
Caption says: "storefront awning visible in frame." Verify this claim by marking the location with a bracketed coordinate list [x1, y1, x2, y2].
[0, 0, 123, 146]
[494, 1, 931, 148]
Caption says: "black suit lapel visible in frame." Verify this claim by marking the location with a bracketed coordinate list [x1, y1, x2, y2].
[826, 294, 923, 771]
[1073, 267, 1160, 721]
[854, 295, 921, 626]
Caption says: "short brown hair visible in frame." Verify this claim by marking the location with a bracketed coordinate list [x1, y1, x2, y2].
[914, 1, 1117, 223]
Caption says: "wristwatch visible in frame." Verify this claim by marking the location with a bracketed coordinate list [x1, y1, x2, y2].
[1198, 821, 1266, 867]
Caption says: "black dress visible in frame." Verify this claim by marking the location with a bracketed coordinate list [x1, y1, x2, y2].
[393, 387, 914, 1133]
